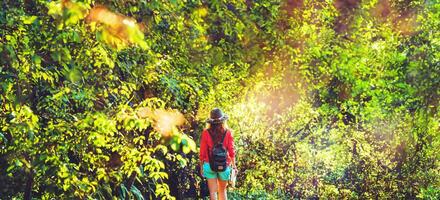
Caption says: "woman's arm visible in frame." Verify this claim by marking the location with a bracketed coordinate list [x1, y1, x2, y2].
[227, 130, 236, 168]
[199, 130, 207, 161]
[199, 130, 208, 175]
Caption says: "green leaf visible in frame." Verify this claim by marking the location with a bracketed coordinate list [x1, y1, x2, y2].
[170, 135, 181, 152]
[119, 184, 128, 199]
[0, 132, 7, 144]
[22, 16, 37, 24]
[47, 1, 62, 16]
[130, 185, 144, 200]
[32, 55, 42, 65]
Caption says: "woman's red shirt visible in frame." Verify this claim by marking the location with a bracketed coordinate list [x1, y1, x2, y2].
[199, 129, 235, 165]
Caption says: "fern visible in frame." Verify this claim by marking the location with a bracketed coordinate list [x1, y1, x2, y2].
[130, 185, 144, 200]
[119, 184, 128, 199]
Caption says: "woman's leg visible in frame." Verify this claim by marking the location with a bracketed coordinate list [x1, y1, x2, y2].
[218, 179, 228, 200]
[207, 178, 218, 200]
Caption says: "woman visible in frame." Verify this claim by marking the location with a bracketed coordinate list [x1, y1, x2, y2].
[199, 108, 236, 200]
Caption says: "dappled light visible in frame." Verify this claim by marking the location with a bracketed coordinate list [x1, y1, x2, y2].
[371, 0, 419, 36]
[152, 109, 186, 137]
[136, 107, 186, 137]
[86, 5, 148, 49]
[47, 0, 147, 49]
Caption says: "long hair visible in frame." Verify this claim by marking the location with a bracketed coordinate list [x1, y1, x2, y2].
[206, 122, 228, 142]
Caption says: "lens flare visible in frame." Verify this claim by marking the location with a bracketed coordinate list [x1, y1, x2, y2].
[371, 0, 418, 36]
[137, 108, 185, 137]
[153, 109, 186, 137]
[86, 5, 120, 26]
[86, 5, 147, 49]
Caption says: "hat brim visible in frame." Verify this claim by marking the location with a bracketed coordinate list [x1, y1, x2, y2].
[206, 115, 228, 124]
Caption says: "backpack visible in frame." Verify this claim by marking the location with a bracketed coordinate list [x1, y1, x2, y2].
[208, 129, 228, 172]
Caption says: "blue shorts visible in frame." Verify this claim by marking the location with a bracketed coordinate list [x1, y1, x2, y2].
[203, 162, 231, 181]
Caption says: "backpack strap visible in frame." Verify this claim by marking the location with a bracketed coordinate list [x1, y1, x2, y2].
[220, 129, 227, 144]
[207, 129, 228, 145]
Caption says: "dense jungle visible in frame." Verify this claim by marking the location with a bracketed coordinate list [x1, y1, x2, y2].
[0, 0, 439, 199]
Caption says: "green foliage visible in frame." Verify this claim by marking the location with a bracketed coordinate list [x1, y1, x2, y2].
[418, 186, 440, 200]
[223, 0, 439, 198]
[228, 189, 291, 200]
[1, 0, 439, 199]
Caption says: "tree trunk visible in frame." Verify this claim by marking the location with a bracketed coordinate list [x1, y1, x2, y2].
[125, 171, 137, 200]
[24, 170, 33, 200]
